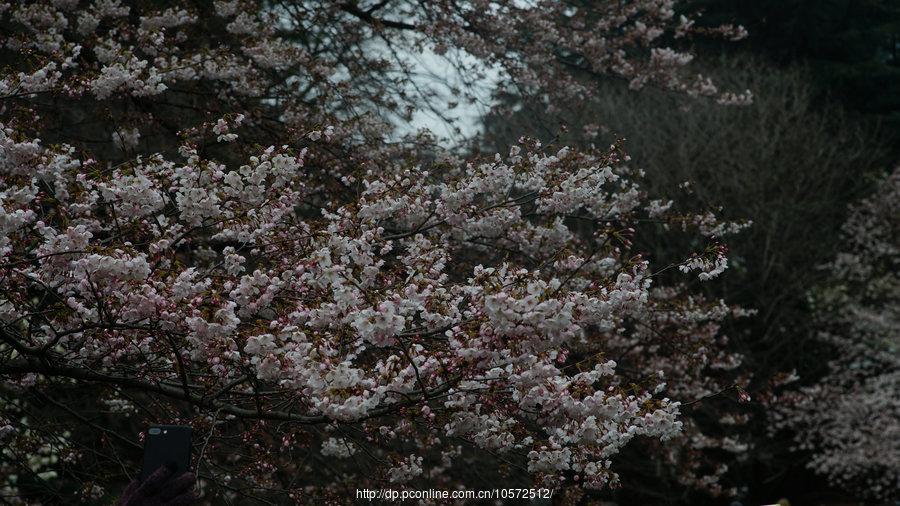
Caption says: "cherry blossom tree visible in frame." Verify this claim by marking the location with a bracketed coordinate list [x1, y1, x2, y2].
[0, 1, 752, 502]
[770, 168, 900, 501]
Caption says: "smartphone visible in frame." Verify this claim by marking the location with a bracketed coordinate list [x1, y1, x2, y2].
[140, 425, 192, 481]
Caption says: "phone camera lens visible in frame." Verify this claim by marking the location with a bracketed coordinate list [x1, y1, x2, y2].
[149, 428, 161, 435]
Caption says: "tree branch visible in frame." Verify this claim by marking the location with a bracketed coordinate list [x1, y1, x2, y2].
[0, 358, 454, 425]
[339, 2, 417, 30]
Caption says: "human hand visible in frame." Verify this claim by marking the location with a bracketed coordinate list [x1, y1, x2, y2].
[117, 465, 197, 506]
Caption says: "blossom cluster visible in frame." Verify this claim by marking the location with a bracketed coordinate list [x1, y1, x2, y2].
[2, 122, 742, 484]
[0, 0, 751, 501]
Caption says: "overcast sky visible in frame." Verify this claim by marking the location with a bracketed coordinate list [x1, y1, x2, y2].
[390, 43, 504, 147]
